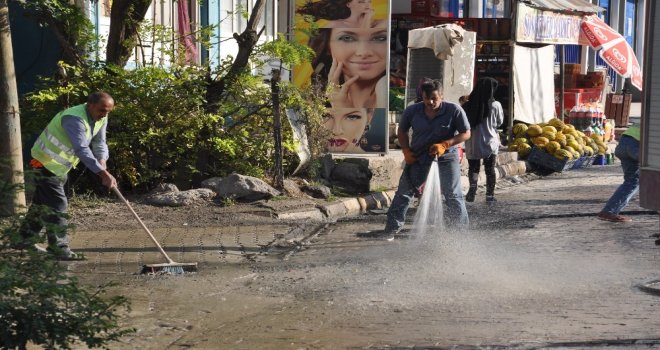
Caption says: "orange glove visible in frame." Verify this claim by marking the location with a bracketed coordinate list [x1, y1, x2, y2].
[402, 147, 417, 165]
[429, 141, 451, 157]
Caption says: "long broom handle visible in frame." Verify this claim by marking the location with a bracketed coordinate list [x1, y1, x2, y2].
[111, 186, 175, 264]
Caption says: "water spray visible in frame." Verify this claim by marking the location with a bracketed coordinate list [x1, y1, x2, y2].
[411, 155, 445, 238]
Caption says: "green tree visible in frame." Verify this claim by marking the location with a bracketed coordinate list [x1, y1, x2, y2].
[205, 0, 266, 113]
[105, 0, 151, 67]
[18, 1, 327, 192]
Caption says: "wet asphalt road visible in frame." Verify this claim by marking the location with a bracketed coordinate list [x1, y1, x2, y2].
[261, 213, 660, 349]
[251, 165, 660, 349]
[66, 164, 660, 349]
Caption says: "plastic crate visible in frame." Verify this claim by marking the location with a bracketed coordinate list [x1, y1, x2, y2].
[582, 155, 596, 168]
[571, 156, 586, 169]
[572, 155, 595, 169]
[528, 146, 575, 172]
[593, 154, 607, 165]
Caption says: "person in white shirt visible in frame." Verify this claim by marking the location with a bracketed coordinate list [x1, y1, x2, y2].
[462, 77, 504, 202]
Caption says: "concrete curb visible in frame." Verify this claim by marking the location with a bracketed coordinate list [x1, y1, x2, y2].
[357, 191, 391, 213]
[317, 197, 361, 218]
[277, 190, 397, 222]
[275, 209, 326, 221]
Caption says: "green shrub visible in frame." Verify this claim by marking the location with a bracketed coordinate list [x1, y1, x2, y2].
[22, 62, 327, 192]
[20, 17, 326, 193]
[389, 87, 406, 112]
[0, 164, 133, 349]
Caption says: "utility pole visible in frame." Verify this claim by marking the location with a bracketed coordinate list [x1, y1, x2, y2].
[0, 0, 26, 215]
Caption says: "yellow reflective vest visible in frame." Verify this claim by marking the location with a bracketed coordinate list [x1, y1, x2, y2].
[31, 104, 107, 177]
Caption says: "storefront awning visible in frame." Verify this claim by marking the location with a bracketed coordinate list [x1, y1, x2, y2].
[521, 0, 604, 14]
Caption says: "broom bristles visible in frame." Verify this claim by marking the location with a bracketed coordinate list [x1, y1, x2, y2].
[141, 262, 198, 275]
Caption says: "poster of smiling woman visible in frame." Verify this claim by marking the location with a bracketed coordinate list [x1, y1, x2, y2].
[294, 0, 391, 154]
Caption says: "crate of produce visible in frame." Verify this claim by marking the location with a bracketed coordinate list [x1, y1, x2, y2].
[528, 146, 575, 173]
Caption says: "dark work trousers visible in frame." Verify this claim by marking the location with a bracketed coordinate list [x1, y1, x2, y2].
[468, 154, 497, 195]
[20, 167, 70, 248]
[467, 154, 497, 177]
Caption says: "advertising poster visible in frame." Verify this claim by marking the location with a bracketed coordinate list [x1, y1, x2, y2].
[294, 0, 391, 154]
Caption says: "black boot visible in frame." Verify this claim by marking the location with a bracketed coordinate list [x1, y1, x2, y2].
[465, 173, 478, 202]
[486, 173, 496, 202]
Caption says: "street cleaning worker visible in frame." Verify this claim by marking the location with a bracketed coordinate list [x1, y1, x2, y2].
[597, 124, 640, 222]
[462, 77, 504, 203]
[378, 79, 471, 239]
[13, 92, 118, 260]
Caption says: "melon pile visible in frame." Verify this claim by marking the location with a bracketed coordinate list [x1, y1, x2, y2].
[508, 118, 608, 161]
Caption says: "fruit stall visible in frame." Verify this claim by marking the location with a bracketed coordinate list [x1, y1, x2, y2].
[508, 117, 613, 173]
[508, 1, 603, 134]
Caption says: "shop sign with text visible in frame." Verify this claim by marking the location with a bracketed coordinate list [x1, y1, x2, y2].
[516, 3, 582, 44]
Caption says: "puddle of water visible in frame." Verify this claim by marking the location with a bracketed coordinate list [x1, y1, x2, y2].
[65, 225, 292, 273]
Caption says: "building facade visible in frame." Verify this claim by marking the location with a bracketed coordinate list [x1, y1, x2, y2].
[391, 0, 646, 94]
[83, 0, 281, 69]
[12, 0, 647, 96]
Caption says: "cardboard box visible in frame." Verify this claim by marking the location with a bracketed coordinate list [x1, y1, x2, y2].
[579, 72, 606, 88]
[565, 63, 581, 74]
[605, 93, 632, 127]
[587, 71, 605, 82]
[555, 73, 583, 89]
[563, 74, 578, 88]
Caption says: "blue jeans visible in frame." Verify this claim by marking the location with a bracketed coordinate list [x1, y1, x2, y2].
[386, 152, 469, 231]
[602, 135, 640, 215]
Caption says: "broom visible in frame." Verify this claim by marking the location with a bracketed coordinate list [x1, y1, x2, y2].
[111, 187, 198, 274]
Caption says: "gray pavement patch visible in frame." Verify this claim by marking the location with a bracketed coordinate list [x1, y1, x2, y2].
[73, 245, 268, 254]
[370, 338, 660, 349]
[282, 223, 328, 261]
[475, 210, 658, 229]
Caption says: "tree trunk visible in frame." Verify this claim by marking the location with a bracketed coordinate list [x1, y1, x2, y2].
[271, 69, 283, 190]
[105, 0, 151, 67]
[0, 0, 26, 215]
[205, 0, 266, 113]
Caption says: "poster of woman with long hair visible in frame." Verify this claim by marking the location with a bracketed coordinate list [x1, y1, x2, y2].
[294, 0, 390, 154]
